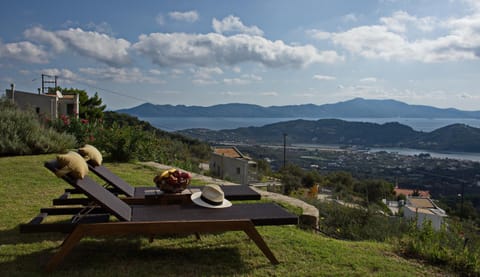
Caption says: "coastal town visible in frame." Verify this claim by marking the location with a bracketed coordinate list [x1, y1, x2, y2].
[237, 143, 480, 201]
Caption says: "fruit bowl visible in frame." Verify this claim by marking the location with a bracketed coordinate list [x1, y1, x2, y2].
[153, 168, 192, 193]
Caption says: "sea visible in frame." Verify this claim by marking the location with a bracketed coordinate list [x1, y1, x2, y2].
[140, 116, 480, 162]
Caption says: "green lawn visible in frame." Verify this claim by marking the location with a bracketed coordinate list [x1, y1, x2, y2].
[0, 155, 448, 276]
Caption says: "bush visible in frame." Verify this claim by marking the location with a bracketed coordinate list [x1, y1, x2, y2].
[397, 219, 480, 275]
[313, 200, 410, 241]
[48, 115, 100, 146]
[0, 99, 76, 155]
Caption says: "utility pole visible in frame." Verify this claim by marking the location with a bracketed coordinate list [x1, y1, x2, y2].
[460, 181, 465, 221]
[283, 133, 287, 169]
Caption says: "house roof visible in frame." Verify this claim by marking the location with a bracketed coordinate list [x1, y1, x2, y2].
[394, 187, 430, 198]
[213, 147, 244, 158]
[408, 198, 435, 209]
[405, 197, 447, 217]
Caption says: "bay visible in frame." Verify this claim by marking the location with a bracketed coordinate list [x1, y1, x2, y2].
[140, 116, 480, 132]
[368, 147, 480, 162]
[140, 116, 480, 162]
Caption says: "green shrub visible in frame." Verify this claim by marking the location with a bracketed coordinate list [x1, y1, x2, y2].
[312, 199, 410, 241]
[48, 114, 101, 146]
[0, 99, 76, 155]
[397, 219, 480, 275]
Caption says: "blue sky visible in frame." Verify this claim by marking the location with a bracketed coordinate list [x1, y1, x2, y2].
[1, 0, 480, 110]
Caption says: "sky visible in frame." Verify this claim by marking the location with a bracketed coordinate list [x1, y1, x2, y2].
[1, 0, 480, 111]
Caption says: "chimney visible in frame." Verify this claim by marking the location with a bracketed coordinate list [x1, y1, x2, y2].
[10, 83, 15, 103]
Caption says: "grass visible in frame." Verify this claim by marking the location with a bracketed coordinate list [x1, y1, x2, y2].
[0, 154, 449, 276]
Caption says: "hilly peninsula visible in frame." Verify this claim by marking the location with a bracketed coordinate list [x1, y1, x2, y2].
[117, 98, 480, 118]
[178, 119, 480, 153]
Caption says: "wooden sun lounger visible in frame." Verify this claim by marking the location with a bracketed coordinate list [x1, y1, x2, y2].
[51, 162, 261, 206]
[21, 162, 298, 271]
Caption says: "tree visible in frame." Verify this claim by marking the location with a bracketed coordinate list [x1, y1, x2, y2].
[278, 164, 304, 194]
[256, 159, 271, 179]
[355, 179, 394, 205]
[60, 88, 106, 121]
[326, 171, 355, 194]
[302, 170, 322, 188]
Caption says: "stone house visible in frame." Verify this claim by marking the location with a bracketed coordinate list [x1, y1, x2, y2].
[209, 146, 257, 185]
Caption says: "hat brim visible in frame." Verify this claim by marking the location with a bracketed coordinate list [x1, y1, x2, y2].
[191, 191, 232, 208]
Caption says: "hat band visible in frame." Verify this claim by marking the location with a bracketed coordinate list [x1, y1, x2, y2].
[201, 194, 223, 206]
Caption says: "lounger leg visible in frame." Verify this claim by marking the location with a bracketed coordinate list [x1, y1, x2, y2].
[243, 223, 279, 265]
[46, 226, 85, 272]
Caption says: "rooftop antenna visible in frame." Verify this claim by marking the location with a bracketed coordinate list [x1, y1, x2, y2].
[41, 74, 58, 94]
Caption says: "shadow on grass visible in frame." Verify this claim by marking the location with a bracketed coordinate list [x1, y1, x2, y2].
[0, 234, 253, 276]
[0, 226, 66, 245]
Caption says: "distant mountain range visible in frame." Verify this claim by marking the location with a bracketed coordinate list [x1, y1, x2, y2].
[178, 119, 480, 153]
[117, 98, 480, 118]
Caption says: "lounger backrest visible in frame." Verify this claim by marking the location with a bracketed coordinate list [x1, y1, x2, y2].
[88, 164, 135, 197]
[45, 160, 132, 221]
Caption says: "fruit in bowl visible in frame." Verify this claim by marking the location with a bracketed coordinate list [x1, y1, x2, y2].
[154, 168, 192, 193]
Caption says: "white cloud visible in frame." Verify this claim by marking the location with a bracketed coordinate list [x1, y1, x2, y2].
[221, 91, 240, 96]
[313, 74, 336, 81]
[170, 69, 185, 77]
[380, 11, 436, 33]
[192, 78, 218, 85]
[293, 92, 315, 98]
[342, 13, 358, 23]
[260, 91, 278, 96]
[156, 14, 165, 25]
[309, 9, 480, 63]
[24, 27, 131, 67]
[57, 28, 131, 67]
[79, 67, 165, 84]
[85, 21, 114, 35]
[191, 67, 223, 85]
[193, 67, 223, 79]
[149, 69, 164, 75]
[212, 15, 264, 36]
[359, 77, 377, 83]
[134, 32, 342, 68]
[306, 29, 331, 40]
[0, 40, 48, 63]
[24, 26, 66, 52]
[41, 68, 79, 84]
[169, 10, 199, 22]
[223, 73, 261, 85]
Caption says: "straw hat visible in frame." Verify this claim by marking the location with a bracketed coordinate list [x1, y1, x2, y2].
[191, 184, 232, 208]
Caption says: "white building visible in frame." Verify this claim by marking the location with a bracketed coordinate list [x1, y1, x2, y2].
[403, 197, 447, 230]
[5, 88, 79, 119]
